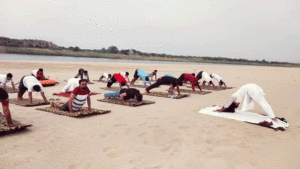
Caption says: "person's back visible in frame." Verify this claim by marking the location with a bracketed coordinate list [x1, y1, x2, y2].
[120, 88, 140, 100]
[23, 76, 44, 92]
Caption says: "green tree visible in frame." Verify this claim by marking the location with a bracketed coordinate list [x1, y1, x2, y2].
[108, 46, 119, 53]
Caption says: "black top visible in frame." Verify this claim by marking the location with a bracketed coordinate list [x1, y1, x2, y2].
[120, 88, 140, 100]
[196, 71, 203, 80]
[159, 76, 177, 86]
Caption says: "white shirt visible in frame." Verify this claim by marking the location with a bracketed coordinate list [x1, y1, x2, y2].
[23, 76, 44, 92]
[202, 71, 213, 82]
[120, 72, 129, 81]
[210, 73, 222, 82]
[0, 74, 14, 84]
[62, 78, 80, 92]
[224, 83, 264, 111]
[102, 73, 109, 79]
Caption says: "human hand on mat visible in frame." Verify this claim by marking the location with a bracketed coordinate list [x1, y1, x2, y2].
[88, 107, 92, 112]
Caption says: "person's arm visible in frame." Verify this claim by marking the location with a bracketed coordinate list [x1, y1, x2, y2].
[41, 92, 48, 103]
[155, 74, 157, 80]
[126, 83, 130, 89]
[197, 84, 202, 92]
[28, 92, 33, 104]
[120, 93, 130, 105]
[119, 83, 122, 90]
[87, 95, 92, 112]
[3, 104, 14, 127]
[11, 82, 16, 91]
[68, 93, 75, 113]
[169, 84, 174, 95]
[176, 85, 180, 95]
[191, 81, 195, 92]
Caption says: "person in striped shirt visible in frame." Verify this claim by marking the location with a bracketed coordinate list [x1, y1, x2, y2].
[50, 79, 92, 115]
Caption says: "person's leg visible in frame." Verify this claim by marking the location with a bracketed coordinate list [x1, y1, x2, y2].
[146, 79, 162, 92]
[104, 91, 120, 98]
[18, 76, 27, 99]
[107, 76, 116, 87]
[50, 101, 64, 108]
[256, 97, 276, 118]
[131, 69, 139, 84]
[99, 75, 104, 81]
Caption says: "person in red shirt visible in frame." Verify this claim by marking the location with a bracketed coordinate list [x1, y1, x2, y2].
[177, 73, 202, 92]
[0, 88, 16, 127]
[107, 73, 130, 90]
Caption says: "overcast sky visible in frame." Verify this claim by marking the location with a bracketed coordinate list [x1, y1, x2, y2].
[1, 0, 299, 63]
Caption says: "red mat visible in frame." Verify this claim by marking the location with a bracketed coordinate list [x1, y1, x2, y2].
[53, 92, 100, 98]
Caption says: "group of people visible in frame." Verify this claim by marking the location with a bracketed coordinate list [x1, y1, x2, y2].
[0, 68, 284, 129]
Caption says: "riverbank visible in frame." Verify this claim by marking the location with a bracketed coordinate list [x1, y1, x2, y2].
[1, 46, 299, 67]
[0, 60, 300, 168]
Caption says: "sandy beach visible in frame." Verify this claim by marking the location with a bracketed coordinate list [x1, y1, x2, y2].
[0, 60, 299, 169]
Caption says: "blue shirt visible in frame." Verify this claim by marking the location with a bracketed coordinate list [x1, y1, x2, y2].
[138, 69, 151, 84]
[165, 73, 174, 78]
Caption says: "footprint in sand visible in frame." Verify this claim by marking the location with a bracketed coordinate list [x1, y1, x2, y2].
[103, 147, 122, 158]
[178, 126, 190, 130]
[138, 122, 147, 127]
[129, 157, 142, 164]
[161, 146, 171, 153]
[138, 132, 147, 137]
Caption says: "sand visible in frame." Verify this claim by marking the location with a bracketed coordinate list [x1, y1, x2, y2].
[0, 60, 299, 169]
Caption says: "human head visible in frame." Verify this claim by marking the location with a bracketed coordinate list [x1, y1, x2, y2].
[135, 92, 143, 102]
[154, 70, 157, 73]
[38, 68, 43, 72]
[125, 72, 129, 76]
[7, 73, 13, 80]
[145, 77, 149, 81]
[210, 74, 213, 78]
[108, 74, 112, 78]
[0, 88, 9, 101]
[192, 73, 195, 76]
[79, 79, 88, 89]
[33, 85, 41, 92]
[84, 70, 88, 75]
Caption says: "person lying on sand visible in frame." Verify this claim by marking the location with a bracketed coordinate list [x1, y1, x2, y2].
[99, 73, 112, 81]
[0, 73, 16, 92]
[130, 69, 151, 87]
[177, 73, 202, 93]
[215, 83, 285, 129]
[104, 88, 143, 105]
[0, 88, 17, 127]
[31, 68, 48, 80]
[210, 73, 227, 88]
[146, 76, 182, 95]
[51, 79, 92, 115]
[17, 76, 48, 104]
[107, 73, 130, 90]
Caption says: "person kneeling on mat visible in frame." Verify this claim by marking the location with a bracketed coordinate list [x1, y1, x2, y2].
[215, 83, 285, 129]
[0, 88, 16, 127]
[107, 73, 130, 90]
[104, 88, 143, 105]
[146, 76, 182, 95]
[51, 79, 92, 115]
[17, 76, 48, 104]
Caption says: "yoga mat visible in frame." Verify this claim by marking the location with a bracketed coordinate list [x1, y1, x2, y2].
[4, 86, 19, 93]
[143, 92, 190, 99]
[0, 113, 32, 135]
[10, 98, 49, 107]
[53, 92, 100, 98]
[199, 106, 289, 131]
[36, 107, 111, 117]
[97, 98, 155, 107]
[167, 89, 211, 95]
[187, 85, 234, 91]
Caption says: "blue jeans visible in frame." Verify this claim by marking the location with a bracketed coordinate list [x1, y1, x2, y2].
[104, 90, 120, 98]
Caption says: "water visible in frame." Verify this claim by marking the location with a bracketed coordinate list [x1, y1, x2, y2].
[0, 53, 228, 66]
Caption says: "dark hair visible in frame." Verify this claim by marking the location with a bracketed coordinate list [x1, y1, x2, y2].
[125, 72, 129, 76]
[154, 70, 157, 72]
[192, 73, 195, 76]
[84, 70, 88, 74]
[136, 93, 143, 101]
[223, 102, 239, 113]
[210, 74, 213, 78]
[79, 79, 87, 84]
[7, 73, 13, 78]
[33, 85, 41, 92]
[121, 81, 126, 86]
[38, 68, 43, 72]
[108, 74, 112, 78]
[209, 81, 213, 85]
[0, 88, 9, 101]
[145, 77, 149, 81]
